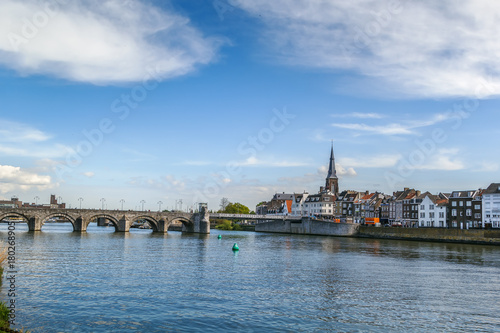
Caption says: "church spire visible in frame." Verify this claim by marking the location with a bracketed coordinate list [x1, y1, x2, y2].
[325, 142, 339, 194]
[326, 141, 337, 179]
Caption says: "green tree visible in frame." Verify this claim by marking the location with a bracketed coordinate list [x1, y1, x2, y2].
[224, 202, 250, 214]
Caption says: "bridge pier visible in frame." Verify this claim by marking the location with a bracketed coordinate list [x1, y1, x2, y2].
[27, 217, 42, 232]
[156, 219, 169, 233]
[97, 217, 107, 227]
[185, 212, 210, 234]
[73, 217, 86, 232]
[117, 218, 130, 232]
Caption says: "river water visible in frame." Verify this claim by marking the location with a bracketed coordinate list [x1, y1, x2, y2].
[1, 222, 500, 332]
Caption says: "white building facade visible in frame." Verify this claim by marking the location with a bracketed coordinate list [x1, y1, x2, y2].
[418, 194, 447, 228]
[483, 183, 500, 228]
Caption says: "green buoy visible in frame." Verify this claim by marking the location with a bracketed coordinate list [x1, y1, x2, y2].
[232, 243, 239, 251]
[218, 235, 222, 239]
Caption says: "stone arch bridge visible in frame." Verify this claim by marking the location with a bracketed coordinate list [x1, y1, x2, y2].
[0, 207, 210, 233]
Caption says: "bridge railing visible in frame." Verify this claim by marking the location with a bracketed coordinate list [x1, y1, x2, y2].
[209, 213, 302, 220]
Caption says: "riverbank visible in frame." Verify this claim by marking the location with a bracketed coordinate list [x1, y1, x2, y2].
[254, 219, 500, 245]
[358, 226, 500, 245]
[255, 219, 359, 236]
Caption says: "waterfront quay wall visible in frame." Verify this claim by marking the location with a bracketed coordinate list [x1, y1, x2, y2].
[358, 226, 500, 245]
[255, 218, 500, 245]
[255, 218, 360, 236]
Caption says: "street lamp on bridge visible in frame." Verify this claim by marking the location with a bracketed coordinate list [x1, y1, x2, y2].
[157, 201, 163, 212]
[78, 197, 83, 209]
[34, 196, 39, 206]
[140, 200, 146, 211]
[100, 198, 106, 210]
[120, 199, 125, 211]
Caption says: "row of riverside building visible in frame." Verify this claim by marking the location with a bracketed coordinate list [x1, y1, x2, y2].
[256, 146, 500, 229]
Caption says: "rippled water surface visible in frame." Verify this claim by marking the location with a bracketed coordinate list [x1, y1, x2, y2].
[1, 223, 500, 332]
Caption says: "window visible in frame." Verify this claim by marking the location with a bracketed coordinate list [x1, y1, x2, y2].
[459, 201, 464, 206]
[439, 212, 444, 218]
[430, 212, 435, 218]
[430, 205, 434, 210]
[474, 205, 480, 210]
[452, 201, 457, 207]
[466, 209, 472, 217]
[452, 209, 457, 216]
[420, 212, 425, 218]
[421, 205, 425, 210]
[466, 201, 471, 207]
[474, 213, 481, 219]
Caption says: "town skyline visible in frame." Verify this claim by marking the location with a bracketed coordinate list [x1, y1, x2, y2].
[0, 1, 499, 211]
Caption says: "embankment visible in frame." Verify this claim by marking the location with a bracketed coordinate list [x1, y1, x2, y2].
[255, 218, 359, 236]
[358, 226, 500, 245]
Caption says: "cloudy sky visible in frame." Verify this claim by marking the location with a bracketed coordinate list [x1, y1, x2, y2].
[0, 0, 499, 211]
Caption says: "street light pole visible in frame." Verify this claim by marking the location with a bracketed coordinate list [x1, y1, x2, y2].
[140, 200, 146, 211]
[157, 201, 163, 212]
[78, 197, 83, 209]
[120, 199, 125, 211]
[100, 198, 106, 210]
[34, 196, 39, 206]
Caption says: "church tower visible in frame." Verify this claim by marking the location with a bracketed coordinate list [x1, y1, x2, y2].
[325, 143, 339, 195]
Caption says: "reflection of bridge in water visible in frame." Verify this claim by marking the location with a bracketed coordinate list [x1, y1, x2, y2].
[0, 207, 210, 233]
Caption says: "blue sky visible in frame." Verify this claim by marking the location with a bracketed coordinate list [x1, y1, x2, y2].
[0, 0, 499, 211]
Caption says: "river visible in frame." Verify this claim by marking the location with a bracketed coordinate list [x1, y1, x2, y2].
[1, 222, 500, 332]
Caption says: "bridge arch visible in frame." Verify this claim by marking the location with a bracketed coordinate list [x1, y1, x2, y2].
[41, 212, 77, 231]
[130, 215, 159, 232]
[85, 214, 120, 232]
[0, 212, 29, 223]
[170, 216, 193, 231]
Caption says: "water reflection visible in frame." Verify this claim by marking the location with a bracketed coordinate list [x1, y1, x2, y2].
[0, 230, 499, 332]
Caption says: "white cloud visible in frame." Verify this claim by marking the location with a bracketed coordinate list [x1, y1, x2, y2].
[182, 160, 213, 166]
[0, 0, 223, 84]
[0, 119, 50, 143]
[474, 162, 499, 173]
[82, 171, 94, 178]
[332, 112, 456, 136]
[239, 156, 308, 167]
[233, 0, 500, 98]
[340, 155, 402, 168]
[332, 123, 413, 135]
[0, 164, 52, 193]
[413, 148, 465, 171]
[332, 112, 385, 119]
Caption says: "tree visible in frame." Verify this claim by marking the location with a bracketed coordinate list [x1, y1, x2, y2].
[224, 202, 250, 214]
[219, 197, 229, 212]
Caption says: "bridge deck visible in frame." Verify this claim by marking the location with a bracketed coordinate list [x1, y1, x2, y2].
[209, 213, 302, 220]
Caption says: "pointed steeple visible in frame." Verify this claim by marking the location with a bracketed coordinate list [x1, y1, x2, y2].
[325, 142, 339, 195]
[326, 141, 337, 180]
